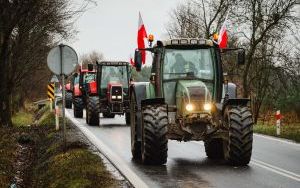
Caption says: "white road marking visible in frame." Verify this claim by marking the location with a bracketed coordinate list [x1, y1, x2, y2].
[192, 140, 300, 182]
[251, 160, 300, 182]
[254, 133, 300, 147]
[66, 110, 149, 188]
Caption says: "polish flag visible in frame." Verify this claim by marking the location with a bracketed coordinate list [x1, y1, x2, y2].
[137, 12, 148, 64]
[129, 54, 135, 66]
[218, 18, 228, 49]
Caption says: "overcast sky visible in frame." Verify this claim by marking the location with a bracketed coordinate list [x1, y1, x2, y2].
[69, 0, 184, 64]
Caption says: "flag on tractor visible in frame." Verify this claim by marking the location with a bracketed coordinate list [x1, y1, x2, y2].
[137, 12, 148, 64]
[218, 16, 228, 49]
[129, 54, 135, 66]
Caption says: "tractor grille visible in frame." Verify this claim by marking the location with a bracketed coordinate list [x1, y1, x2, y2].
[188, 86, 206, 99]
[112, 86, 122, 95]
[187, 86, 207, 111]
[111, 86, 122, 101]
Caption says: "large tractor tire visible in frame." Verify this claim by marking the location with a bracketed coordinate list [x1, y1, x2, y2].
[130, 94, 141, 160]
[224, 106, 253, 166]
[65, 92, 72, 109]
[125, 112, 130, 125]
[86, 96, 99, 126]
[103, 112, 115, 118]
[141, 105, 168, 165]
[204, 138, 224, 159]
[73, 97, 84, 118]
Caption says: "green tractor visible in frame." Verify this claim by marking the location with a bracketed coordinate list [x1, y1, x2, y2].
[130, 38, 253, 166]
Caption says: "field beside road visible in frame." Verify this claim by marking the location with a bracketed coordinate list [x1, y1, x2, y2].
[254, 123, 300, 143]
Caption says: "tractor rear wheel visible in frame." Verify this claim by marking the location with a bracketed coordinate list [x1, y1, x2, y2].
[224, 106, 253, 166]
[130, 94, 141, 160]
[86, 96, 99, 126]
[204, 138, 224, 159]
[65, 92, 72, 109]
[103, 112, 115, 118]
[141, 105, 168, 165]
[73, 97, 83, 118]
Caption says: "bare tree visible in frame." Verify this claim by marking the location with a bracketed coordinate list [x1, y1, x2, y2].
[0, 0, 93, 127]
[80, 50, 104, 66]
[166, 0, 234, 38]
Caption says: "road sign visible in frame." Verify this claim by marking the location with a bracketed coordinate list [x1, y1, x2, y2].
[47, 44, 78, 150]
[47, 83, 55, 100]
[47, 44, 78, 75]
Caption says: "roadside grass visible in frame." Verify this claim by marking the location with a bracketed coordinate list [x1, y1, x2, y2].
[1, 103, 120, 187]
[254, 123, 300, 143]
[12, 111, 33, 127]
[0, 127, 18, 188]
[31, 105, 119, 188]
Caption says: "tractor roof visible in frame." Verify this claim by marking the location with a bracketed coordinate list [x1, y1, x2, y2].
[155, 38, 214, 48]
[98, 61, 129, 66]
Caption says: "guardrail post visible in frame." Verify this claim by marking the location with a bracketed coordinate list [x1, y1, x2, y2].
[55, 98, 59, 130]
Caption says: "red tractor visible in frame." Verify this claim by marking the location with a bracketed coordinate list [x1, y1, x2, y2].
[72, 65, 97, 118]
[85, 61, 130, 125]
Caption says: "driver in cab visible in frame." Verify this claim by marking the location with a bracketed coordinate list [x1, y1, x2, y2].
[171, 53, 196, 76]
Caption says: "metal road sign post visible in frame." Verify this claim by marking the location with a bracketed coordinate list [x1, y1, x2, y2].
[47, 44, 78, 150]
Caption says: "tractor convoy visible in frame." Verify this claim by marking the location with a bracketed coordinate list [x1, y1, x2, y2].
[65, 37, 253, 167]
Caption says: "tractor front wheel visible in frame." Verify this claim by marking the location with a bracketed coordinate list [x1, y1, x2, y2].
[73, 97, 83, 118]
[223, 106, 253, 166]
[130, 94, 141, 160]
[141, 105, 168, 165]
[86, 96, 99, 126]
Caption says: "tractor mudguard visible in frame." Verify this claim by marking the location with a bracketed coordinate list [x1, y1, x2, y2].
[141, 98, 165, 106]
[73, 84, 82, 97]
[225, 98, 250, 106]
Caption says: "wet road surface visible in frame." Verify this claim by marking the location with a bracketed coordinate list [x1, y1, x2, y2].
[66, 109, 300, 188]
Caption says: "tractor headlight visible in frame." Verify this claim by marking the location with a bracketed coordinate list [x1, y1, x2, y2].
[112, 96, 116, 99]
[185, 103, 194, 112]
[204, 103, 212, 111]
[117, 95, 122, 99]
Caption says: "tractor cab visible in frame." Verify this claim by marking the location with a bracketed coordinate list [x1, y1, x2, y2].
[85, 61, 131, 126]
[97, 61, 130, 114]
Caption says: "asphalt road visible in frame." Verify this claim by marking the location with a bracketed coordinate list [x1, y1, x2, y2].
[66, 108, 300, 188]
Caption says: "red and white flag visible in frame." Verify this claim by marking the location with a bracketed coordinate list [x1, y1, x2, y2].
[218, 16, 228, 49]
[129, 54, 135, 66]
[137, 12, 148, 64]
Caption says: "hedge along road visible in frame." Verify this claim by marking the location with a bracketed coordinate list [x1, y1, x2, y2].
[65, 109, 300, 188]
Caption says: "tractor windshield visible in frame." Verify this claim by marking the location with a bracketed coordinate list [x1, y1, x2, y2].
[84, 73, 96, 83]
[162, 48, 215, 105]
[100, 66, 128, 89]
[163, 48, 214, 81]
[74, 76, 79, 84]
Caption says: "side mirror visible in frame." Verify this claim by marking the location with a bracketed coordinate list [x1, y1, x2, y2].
[237, 49, 245, 65]
[88, 64, 93, 71]
[134, 50, 142, 72]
